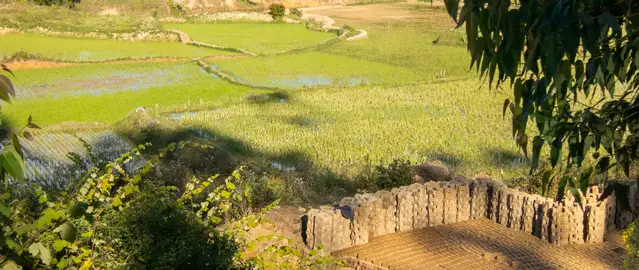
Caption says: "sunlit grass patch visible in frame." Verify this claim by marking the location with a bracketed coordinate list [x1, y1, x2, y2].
[209, 51, 428, 89]
[179, 79, 529, 181]
[164, 23, 335, 54]
[4, 61, 259, 125]
[0, 34, 236, 62]
[321, 24, 472, 80]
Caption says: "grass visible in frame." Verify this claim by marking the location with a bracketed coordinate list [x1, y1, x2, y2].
[164, 23, 336, 55]
[0, 34, 237, 61]
[1, 3, 539, 195]
[0, 3, 161, 33]
[321, 24, 472, 80]
[3, 61, 259, 125]
[209, 51, 429, 89]
[178, 79, 528, 182]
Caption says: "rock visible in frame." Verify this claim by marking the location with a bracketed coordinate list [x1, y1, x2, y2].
[411, 161, 451, 183]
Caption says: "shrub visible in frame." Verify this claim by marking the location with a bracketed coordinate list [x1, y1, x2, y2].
[290, 8, 303, 17]
[337, 25, 357, 37]
[625, 219, 639, 269]
[30, 0, 81, 7]
[268, 3, 286, 20]
[374, 159, 413, 190]
[304, 18, 324, 32]
[99, 186, 238, 270]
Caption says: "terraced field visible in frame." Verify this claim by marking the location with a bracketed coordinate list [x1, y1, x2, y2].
[210, 51, 428, 88]
[164, 23, 336, 54]
[20, 131, 132, 189]
[1, 34, 236, 61]
[5, 61, 256, 125]
[0, 3, 530, 193]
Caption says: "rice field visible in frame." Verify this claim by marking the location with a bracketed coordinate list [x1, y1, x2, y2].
[178, 79, 527, 181]
[0, 3, 535, 190]
[209, 51, 429, 89]
[164, 23, 336, 54]
[0, 34, 236, 62]
[20, 130, 132, 189]
[4, 61, 259, 125]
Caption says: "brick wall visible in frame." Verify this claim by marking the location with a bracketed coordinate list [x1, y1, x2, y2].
[303, 179, 639, 253]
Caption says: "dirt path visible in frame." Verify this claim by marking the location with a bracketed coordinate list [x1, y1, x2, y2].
[334, 219, 626, 269]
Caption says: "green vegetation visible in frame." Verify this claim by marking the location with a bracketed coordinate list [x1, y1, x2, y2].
[0, 143, 333, 269]
[30, 0, 80, 7]
[0, 34, 236, 62]
[0, 4, 159, 33]
[180, 79, 524, 181]
[210, 51, 427, 88]
[321, 24, 472, 80]
[446, 0, 639, 202]
[4, 61, 257, 125]
[165, 23, 335, 54]
[626, 220, 639, 269]
[268, 3, 285, 20]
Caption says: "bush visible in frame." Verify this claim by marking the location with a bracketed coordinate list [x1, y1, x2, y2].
[361, 159, 413, 190]
[290, 8, 303, 17]
[268, 3, 286, 20]
[625, 219, 639, 269]
[337, 25, 357, 37]
[304, 18, 324, 32]
[100, 186, 238, 270]
[30, 0, 81, 7]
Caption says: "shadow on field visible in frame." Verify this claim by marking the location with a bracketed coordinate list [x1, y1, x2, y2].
[485, 147, 527, 167]
[246, 91, 290, 104]
[114, 110, 356, 205]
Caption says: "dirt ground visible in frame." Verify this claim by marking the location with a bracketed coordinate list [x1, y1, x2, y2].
[306, 2, 457, 27]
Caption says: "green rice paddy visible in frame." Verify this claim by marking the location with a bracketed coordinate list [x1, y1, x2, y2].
[0, 34, 236, 62]
[210, 51, 428, 88]
[0, 3, 532, 188]
[164, 23, 335, 54]
[4, 61, 257, 125]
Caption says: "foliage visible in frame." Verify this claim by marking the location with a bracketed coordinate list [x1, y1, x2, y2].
[337, 25, 357, 38]
[0, 141, 334, 269]
[304, 19, 325, 32]
[373, 159, 413, 190]
[445, 0, 639, 203]
[0, 4, 161, 34]
[290, 8, 303, 18]
[624, 218, 639, 269]
[99, 186, 238, 270]
[268, 3, 286, 20]
[30, 0, 81, 8]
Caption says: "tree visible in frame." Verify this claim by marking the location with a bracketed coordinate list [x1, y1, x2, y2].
[30, 0, 81, 8]
[268, 3, 286, 20]
[444, 0, 639, 202]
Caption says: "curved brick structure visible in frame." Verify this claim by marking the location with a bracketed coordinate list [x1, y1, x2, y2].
[303, 179, 638, 254]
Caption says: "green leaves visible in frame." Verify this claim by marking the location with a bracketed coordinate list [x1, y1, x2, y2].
[68, 202, 89, 218]
[0, 201, 11, 217]
[36, 208, 64, 229]
[28, 242, 52, 265]
[55, 222, 78, 242]
[0, 146, 24, 182]
[0, 74, 15, 104]
[444, 0, 460, 23]
[53, 240, 71, 252]
[448, 0, 639, 201]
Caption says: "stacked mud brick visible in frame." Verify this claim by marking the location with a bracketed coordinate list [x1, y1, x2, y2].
[304, 179, 639, 253]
